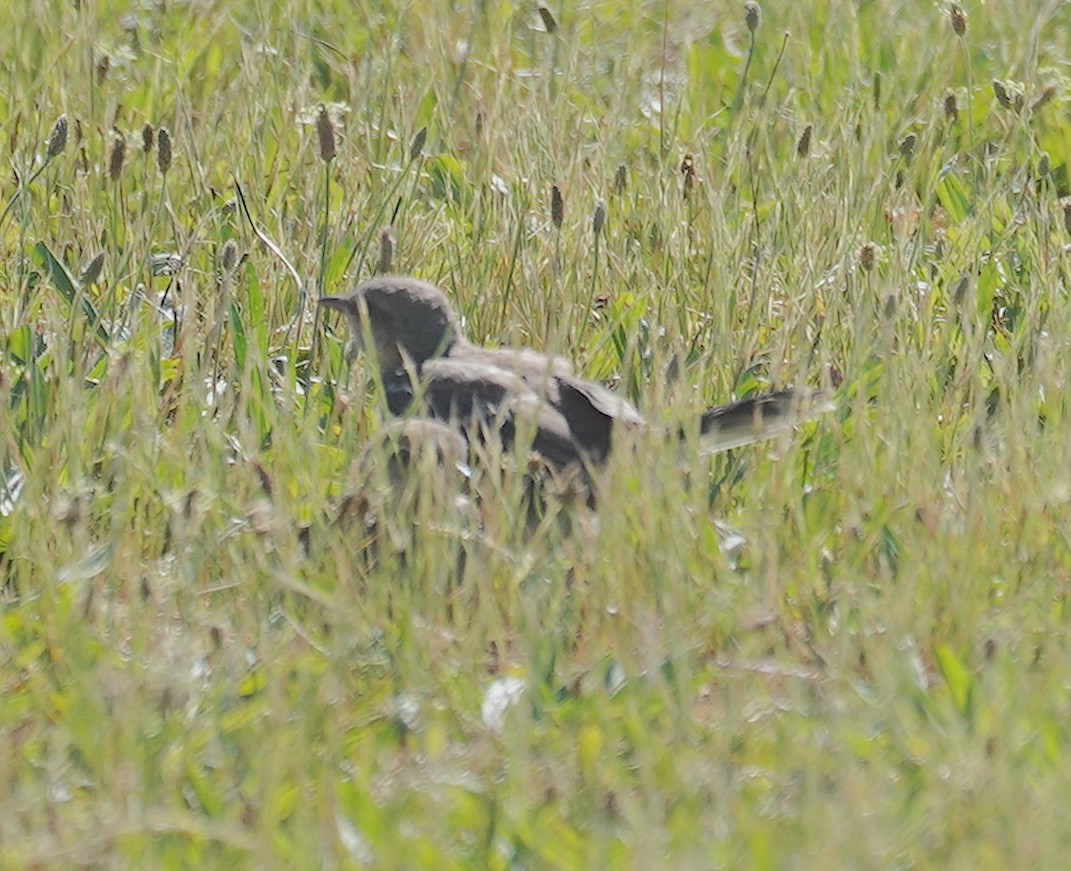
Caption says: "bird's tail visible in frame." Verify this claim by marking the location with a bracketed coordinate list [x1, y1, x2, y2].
[697, 389, 834, 454]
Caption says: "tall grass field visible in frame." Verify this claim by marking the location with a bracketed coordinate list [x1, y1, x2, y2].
[2, 0, 1070, 867]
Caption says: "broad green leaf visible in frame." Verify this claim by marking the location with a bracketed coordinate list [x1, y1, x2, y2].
[245, 263, 268, 360]
[427, 154, 467, 205]
[415, 88, 437, 129]
[7, 325, 32, 365]
[934, 642, 972, 716]
[33, 242, 110, 348]
[977, 258, 1003, 320]
[935, 173, 973, 223]
[230, 299, 248, 370]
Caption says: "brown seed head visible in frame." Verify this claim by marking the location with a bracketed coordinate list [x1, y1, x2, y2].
[948, 3, 967, 37]
[377, 227, 395, 274]
[108, 132, 126, 182]
[80, 252, 105, 285]
[992, 80, 1012, 111]
[1031, 84, 1057, 112]
[141, 122, 154, 153]
[221, 239, 239, 273]
[745, 1, 761, 33]
[551, 184, 564, 229]
[952, 274, 970, 306]
[157, 127, 172, 175]
[46, 114, 68, 159]
[537, 4, 557, 33]
[943, 91, 959, 122]
[899, 133, 917, 160]
[1038, 152, 1050, 178]
[592, 200, 606, 237]
[613, 163, 627, 194]
[253, 461, 274, 500]
[680, 153, 696, 197]
[316, 105, 337, 163]
[882, 293, 898, 319]
[409, 126, 427, 161]
[54, 493, 84, 529]
[859, 243, 876, 273]
[797, 124, 813, 158]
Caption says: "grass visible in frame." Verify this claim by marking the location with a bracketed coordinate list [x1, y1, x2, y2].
[2, 0, 1071, 867]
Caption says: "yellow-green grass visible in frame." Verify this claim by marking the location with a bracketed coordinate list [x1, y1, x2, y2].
[2, 0, 1070, 867]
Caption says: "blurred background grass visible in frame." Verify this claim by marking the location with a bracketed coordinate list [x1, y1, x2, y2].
[2, 0, 1071, 867]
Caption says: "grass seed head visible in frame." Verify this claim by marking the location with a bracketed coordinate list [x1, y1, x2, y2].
[948, 3, 967, 37]
[53, 493, 84, 529]
[613, 163, 627, 194]
[952, 274, 970, 306]
[883, 293, 898, 319]
[593, 200, 606, 237]
[797, 124, 813, 157]
[409, 126, 427, 161]
[378, 227, 395, 274]
[537, 4, 557, 33]
[142, 122, 154, 153]
[108, 132, 126, 182]
[183, 489, 198, 521]
[221, 239, 239, 273]
[992, 80, 1012, 111]
[899, 133, 917, 159]
[253, 461, 274, 500]
[80, 251, 105, 285]
[745, 1, 761, 33]
[1031, 84, 1057, 112]
[551, 184, 564, 229]
[46, 114, 68, 159]
[157, 127, 172, 174]
[680, 154, 696, 197]
[1037, 152, 1050, 179]
[859, 243, 877, 272]
[317, 105, 337, 163]
[943, 91, 959, 122]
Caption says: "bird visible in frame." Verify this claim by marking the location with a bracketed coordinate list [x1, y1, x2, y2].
[353, 417, 471, 488]
[333, 417, 477, 569]
[318, 275, 831, 470]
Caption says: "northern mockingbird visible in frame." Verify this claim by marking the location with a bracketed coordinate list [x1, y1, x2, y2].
[319, 275, 831, 469]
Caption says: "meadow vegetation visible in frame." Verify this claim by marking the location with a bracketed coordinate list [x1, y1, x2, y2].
[2, 0, 1071, 866]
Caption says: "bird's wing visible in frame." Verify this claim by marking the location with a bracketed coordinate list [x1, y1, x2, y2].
[477, 346, 645, 426]
[555, 374, 645, 427]
[449, 345, 572, 385]
[417, 359, 585, 469]
[449, 343, 645, 460]
[544, 376, 642, 462]
[697, 389, 834, 454]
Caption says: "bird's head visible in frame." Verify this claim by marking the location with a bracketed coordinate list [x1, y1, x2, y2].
[319, 275, 462, 370]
